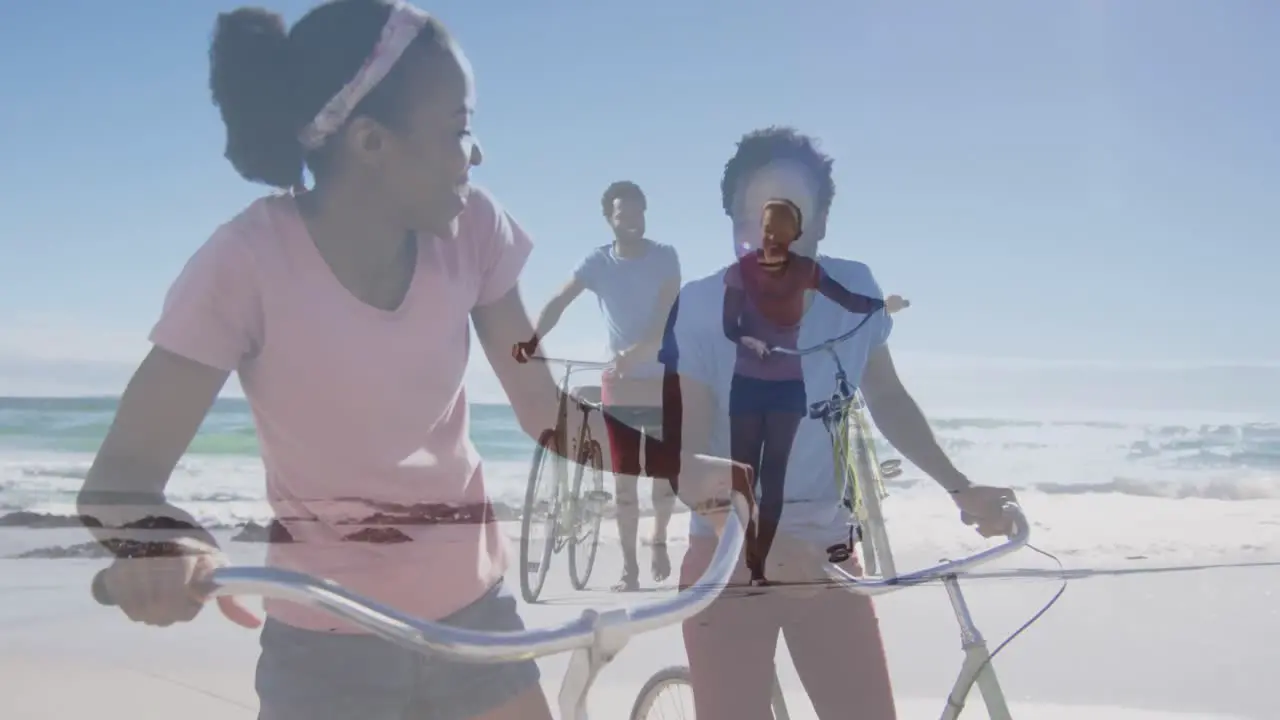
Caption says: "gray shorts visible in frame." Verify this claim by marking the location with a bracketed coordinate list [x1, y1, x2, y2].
[255, 580, 541, 720]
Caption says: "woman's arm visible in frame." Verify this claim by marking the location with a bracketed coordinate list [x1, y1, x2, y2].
[79, 226, 261, 553]
[722, 283, 748, 343]
[721, 261, 751, 343]
[860, 344, 970, 492]
[78, 348, 228, 550]
[814, 265, 887, 315]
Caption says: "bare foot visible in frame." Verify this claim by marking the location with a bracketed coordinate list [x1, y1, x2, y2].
[611, 570, 639, 592]
[650, 542, 670, 582]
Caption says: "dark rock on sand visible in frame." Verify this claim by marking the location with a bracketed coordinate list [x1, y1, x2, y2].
[15, 541, 113, 559]
[0, 511, 215, 531]
[121, 516, 204, 531]
[343, 527, 413, 544]
[231, 520, 294, 543]
[0, 511, 102, 528]
[13, 538, 201, 560]
[333, 500, 521, 526]
[12, 520, 296, 559]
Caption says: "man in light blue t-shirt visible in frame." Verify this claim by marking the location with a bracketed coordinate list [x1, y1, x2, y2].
[518, 181, 681, 592]
[659, 127, 1019, 719]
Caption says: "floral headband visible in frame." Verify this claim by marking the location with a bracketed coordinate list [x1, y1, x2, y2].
[297, 1, 433, 151]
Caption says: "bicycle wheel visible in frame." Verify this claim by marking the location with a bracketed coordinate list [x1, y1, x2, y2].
[568, 439, 605, 591]
[519, 429, 562, 604]
[630, 665, 694, 720]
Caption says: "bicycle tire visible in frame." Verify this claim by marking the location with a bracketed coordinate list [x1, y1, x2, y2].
[519, 429, 561, 604]
[568, 439, 605, 591]
[629, 665, 694, 720]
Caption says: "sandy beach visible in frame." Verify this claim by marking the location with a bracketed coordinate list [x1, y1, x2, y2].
[2, 502, 1277, 720]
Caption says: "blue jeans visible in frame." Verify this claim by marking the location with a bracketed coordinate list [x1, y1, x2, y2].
[255, 580, 541, 720]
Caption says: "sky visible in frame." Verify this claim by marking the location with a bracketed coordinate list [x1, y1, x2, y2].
[0, 1, 1276, 414]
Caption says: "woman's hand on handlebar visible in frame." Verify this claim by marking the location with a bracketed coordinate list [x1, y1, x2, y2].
[740, 337, 769, 358]
[885, 295, 910, 314]
[99, 538, 260, 629]
[951, 485, 1019, 538]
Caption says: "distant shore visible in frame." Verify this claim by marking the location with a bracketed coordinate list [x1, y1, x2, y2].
[0, 503, 691, 560]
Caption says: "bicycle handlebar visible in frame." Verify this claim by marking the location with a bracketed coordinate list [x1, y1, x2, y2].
[527, 355, 615, 371]
[90, 492, 752, 720]
[823, 503, 1030, 596]
[767, 308, 884, 357]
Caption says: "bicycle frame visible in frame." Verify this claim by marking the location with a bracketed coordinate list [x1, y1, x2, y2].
[768, 319, 1024, 720]
[818, 504, 1028, 720]
[532, 356, 614, 543]
[538, 356, 612, 466]
[769, 320, 896, 578]
[92, 493, 753, 720]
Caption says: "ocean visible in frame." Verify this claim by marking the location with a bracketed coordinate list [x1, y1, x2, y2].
[3, 396, 1280, 564]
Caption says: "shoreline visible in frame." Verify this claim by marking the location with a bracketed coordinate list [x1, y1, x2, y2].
[0, 504, 692, 560]
[7, 487, 1280, 567]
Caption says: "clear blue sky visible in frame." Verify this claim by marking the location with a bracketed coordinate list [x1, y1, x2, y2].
[0, 1, 1276, 410]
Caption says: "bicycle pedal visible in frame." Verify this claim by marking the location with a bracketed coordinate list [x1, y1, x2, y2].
[826, 544, 851, 563]
[583, 490, 612, 512]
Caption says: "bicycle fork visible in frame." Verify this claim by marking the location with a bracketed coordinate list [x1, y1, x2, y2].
[940, 574, 1013, 720]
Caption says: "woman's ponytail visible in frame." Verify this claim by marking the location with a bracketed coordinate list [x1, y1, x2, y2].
[209, 8, 304, 189]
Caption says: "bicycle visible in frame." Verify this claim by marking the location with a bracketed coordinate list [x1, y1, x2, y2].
[783, 319, 901, 577]
[90, 493, 754, 720]
[519, 356, 614, 603]
[631, 319, 1042, 720]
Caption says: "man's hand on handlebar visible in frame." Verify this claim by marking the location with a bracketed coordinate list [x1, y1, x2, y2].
[511, 337, 539, 364]
[98, 537, 260, 629]
[951, 485, 1020, 538]
[885, 294, 910, 314]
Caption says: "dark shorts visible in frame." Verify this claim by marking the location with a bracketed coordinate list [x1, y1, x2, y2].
[602, 404, 679, 480]
[255, 580, 541, 720]
[729, 374, 807, 416]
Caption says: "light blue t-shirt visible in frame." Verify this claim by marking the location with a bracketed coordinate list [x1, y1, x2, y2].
[574, 240, 681, 379]
[659, 255, 893, 545]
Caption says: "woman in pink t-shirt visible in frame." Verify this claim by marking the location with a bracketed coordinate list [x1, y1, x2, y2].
[76, 2, 751, 719]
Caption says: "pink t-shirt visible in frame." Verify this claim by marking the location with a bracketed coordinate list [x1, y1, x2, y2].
[150, 185, 531, 632]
